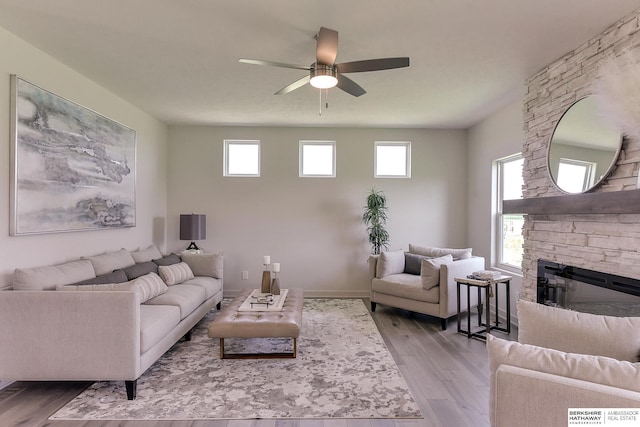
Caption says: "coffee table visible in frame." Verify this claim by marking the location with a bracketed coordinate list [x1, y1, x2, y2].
[207, 288, 304, 359]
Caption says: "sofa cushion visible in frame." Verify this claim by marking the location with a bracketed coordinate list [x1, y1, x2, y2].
[158, 262, 195, 285]
[404, 252, 427, 275]
[73, 269, 128, 285]
[372, 274, 440, 304]
[130, 245, 163, 263]
[376, 250, 405, 279]
[420, 254, 453, 289]
[487, 334, 640, 427]
[409, 244, 472, 260]
[13, 259, 96, 290]
[123, 261, 159, 280]
[181, 252, 223, 278]
[85, 249, 135, 276]
[152, 253, 182, 267]
[144, 284, 206, 319]
[517, 300, 640, 362]
[139, 304, 181, 354]
[183, 276, 223, 299]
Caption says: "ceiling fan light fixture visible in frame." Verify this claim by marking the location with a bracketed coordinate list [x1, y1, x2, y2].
[310, 64, 338, 89]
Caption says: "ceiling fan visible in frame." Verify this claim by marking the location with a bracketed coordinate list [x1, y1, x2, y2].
[239, 27, 410, 97]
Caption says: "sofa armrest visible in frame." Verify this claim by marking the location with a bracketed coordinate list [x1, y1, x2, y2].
[439, 256, 485, 317]
[494, 364, 640, 427]
[367, 255, 379, 281]
[0, 290, 141, 381]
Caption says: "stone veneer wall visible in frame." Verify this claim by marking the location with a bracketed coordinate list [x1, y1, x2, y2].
[520, 9, 640, 301]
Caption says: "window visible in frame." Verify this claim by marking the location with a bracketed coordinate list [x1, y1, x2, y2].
[224, 140, 260, 177]
[557, 158, 596, 193]
[299, 141, 336, 177]
[375, 141, 411, 178]
[495, 154, 524, 271]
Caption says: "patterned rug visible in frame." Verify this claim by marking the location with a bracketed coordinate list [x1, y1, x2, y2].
[50, 298, 422, 420]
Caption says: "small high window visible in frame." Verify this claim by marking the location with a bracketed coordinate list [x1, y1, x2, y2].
[224, 140, 260, 177]
[375, 141, 411, 178]
[299, 141, 336, 177]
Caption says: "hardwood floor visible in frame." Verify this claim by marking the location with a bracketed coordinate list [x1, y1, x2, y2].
[0, 299, 514, 427]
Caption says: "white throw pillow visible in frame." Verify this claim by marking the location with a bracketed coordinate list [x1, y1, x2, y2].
[409, 244, 472, 260]
[130, 245, 163, 263]
[517, 300, 640, 362]
[130, 272, 168, 302]
[85, 249, 135, 276]
[420, 254, 453, 289]
[375, 250, 405, 278]
[158, 262, 195, 285]
[181, 252, 223, 278]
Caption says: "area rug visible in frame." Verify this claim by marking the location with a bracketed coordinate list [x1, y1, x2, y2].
[50, 298, 422, 420]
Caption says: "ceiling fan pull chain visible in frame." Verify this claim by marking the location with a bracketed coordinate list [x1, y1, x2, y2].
[325, 88, 329, 110]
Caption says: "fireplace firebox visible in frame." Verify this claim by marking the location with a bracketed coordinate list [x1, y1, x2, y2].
[537, 259, 640, 317]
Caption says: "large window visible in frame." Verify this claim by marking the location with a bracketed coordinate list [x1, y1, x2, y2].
[375, 141, 411, 178]
[299, 141, 336, 177]
[224, 140, 260, 177]
[495, 154, 524, 271]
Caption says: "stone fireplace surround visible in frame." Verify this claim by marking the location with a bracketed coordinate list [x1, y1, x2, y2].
[519, 9, 640, 303]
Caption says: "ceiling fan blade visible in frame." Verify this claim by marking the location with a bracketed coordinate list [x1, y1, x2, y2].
[239, 58, 310, 71]
[315, 27, 338, 65]
[336, 57, 410, 73]
[275, 75, 311, 95]
[336, 74, 366, 97]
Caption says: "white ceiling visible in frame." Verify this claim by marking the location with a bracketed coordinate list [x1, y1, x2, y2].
[1, 0, 639, 128]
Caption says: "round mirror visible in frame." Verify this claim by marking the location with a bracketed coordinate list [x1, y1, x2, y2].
[547, 96, 622, 194]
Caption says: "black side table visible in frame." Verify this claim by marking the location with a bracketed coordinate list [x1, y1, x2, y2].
[455, 275, 511, 341]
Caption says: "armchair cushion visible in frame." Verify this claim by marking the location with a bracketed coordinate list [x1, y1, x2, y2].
[420, 254, 453, 289]
[409, 244, 472, 260]
[375, 250, 405, 278]
[517, 300, 640, 362]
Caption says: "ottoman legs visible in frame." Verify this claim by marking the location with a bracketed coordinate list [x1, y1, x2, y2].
[219, 337, 297, 359]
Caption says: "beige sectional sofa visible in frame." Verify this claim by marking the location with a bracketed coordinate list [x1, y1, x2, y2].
[0, 246, 223, 400]
[369, 244, 485, 329]
[488, 300, 640, 426]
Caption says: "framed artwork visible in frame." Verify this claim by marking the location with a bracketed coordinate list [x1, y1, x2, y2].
[9, 76, 136, 235]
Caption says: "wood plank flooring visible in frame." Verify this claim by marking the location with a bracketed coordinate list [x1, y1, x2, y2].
[0, 299, 515, 427]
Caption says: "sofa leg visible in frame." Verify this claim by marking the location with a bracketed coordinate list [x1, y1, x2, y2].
[371, 301, 377, 312]
[216, 302, 222, 310]
[441, 318, 448, 330]
[125, 380, 137, 400]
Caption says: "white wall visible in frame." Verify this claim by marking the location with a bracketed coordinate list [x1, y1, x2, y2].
[0, 26, 168, 287]
[168, 126, 468, 297]
[467, 99, 524, 323]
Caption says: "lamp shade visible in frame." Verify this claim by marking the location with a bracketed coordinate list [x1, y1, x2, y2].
[180, 214, 206, 241]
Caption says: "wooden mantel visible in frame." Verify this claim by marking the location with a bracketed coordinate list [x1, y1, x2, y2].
[503, 189, 640, 215]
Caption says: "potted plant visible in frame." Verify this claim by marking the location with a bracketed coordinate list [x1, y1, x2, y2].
[362, 188, 390, 254]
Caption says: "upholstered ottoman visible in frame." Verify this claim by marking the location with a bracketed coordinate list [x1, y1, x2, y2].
[207, 288, 303, 359]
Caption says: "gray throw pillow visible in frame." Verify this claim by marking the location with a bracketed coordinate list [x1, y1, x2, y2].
[152, 253, 182, 266]
[73, 269, 129, 285]
[123, 261, 159, 280]
[404, 252, 427, 275]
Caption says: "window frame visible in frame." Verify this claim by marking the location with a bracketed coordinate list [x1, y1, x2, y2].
[374, 141, 411, 178]
[299, 140, 337, 178]
[495, 153, 524, 273]
[223, 139, 261, 177]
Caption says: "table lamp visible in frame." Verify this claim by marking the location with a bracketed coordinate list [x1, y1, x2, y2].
[180, 214, 206, 251]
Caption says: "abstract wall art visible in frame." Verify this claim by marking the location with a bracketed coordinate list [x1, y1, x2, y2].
[10, 76, 136, 235]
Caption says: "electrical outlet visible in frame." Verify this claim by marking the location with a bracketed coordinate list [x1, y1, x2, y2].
[241, 271, 249, 280]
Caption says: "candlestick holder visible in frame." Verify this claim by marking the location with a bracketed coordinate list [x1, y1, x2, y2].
[261, 264, 271, 294]
[271, 272, 281, 295]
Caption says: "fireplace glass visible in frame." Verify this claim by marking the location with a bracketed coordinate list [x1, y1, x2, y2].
[537, 259, 640, 317]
